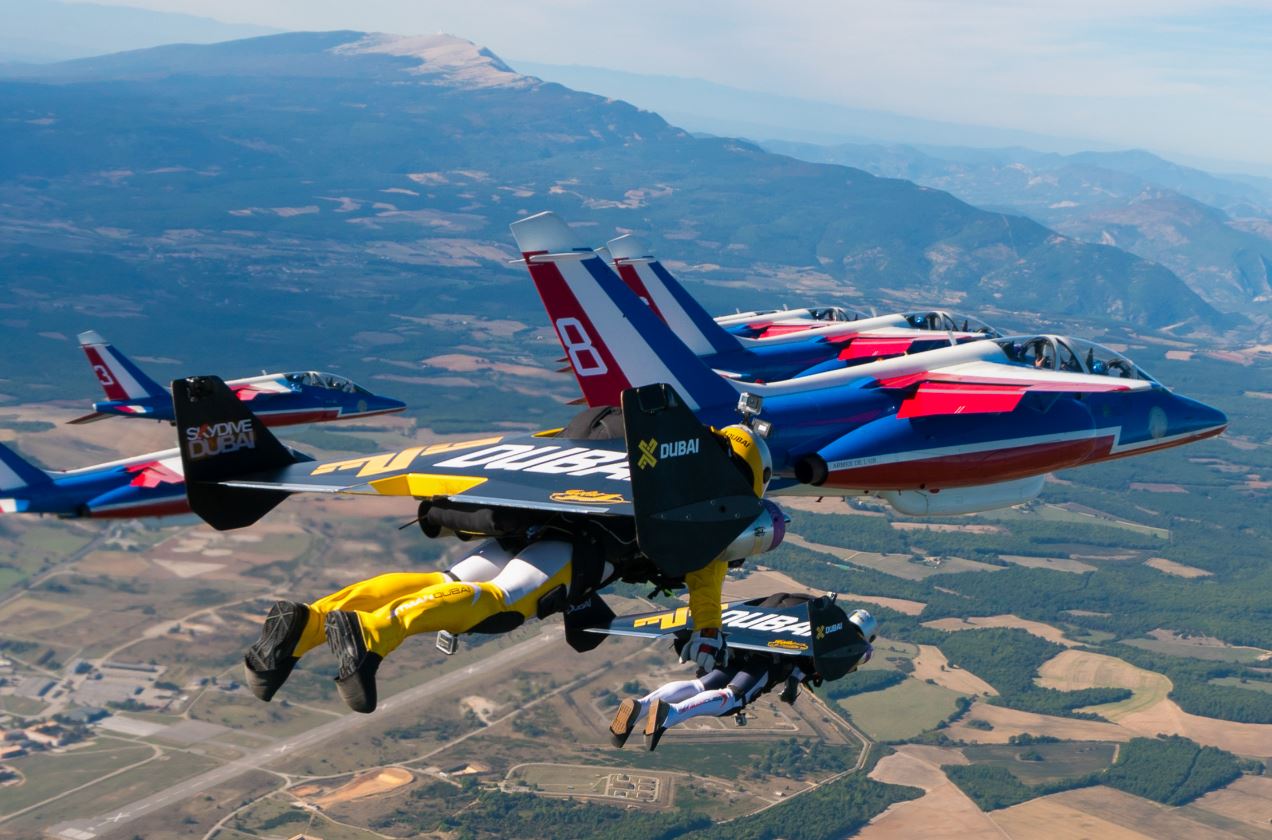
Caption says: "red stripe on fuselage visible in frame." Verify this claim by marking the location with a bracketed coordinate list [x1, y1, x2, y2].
[254, 409, 340, 427]
[1090, 426, 1226, 463]
[88, 498, 192, 519]
[822, 435, 1114, 490]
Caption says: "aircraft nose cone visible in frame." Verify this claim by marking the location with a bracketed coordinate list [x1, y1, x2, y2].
[1165, 394, 1227, 441]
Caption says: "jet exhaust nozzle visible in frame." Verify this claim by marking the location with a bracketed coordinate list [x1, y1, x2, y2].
[794, 454, 828, 486]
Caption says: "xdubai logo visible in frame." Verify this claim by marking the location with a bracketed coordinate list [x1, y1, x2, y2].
[659, 438, 699, 460]
[549, 490, 628, 505]
[184, 419, 256, 461]
[814, 621, 844, 640]
[637, 438, 658, 470]
[638, 437, 700, 469]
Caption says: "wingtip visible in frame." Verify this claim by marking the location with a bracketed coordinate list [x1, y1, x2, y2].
[77, 330, 107, 346]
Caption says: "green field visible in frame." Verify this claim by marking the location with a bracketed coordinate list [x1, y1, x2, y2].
[982, 503, 1170, 540]
[1124, 638, 1266, 663]
[1, 739, 153, 815]
[597, 739, 773, 780]
[961, 742, 1119, 785]
[0, 693, 49, 717]
[836, 678, 963, 741]
[1210, 676, 1272, 695]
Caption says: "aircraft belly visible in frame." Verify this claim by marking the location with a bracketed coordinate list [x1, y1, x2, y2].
[822, 434, 1113, 490]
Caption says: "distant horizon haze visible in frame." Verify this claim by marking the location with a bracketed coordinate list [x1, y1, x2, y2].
[16, 0, 1271, 176]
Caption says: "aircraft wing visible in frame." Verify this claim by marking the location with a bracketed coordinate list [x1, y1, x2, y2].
[878, 359, 1151, 419]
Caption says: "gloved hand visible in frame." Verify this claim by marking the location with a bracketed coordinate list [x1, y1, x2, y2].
[681, 627, 727, 671]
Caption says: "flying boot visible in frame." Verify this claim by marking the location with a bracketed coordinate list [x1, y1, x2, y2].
[609, 698, 640, 748]
[243, 600, 309, 702]
[644, 698, 670, 752]
[326, 610, 382, 714]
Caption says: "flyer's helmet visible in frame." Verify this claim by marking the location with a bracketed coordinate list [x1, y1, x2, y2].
[718, 424, 773, 497]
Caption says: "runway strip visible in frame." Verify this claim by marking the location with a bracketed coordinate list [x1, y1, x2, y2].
[49, 627, 563, 839]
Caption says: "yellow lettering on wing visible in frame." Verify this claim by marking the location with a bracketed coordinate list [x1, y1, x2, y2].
[310, 435, 504, 479]
[368, 474, 488, 498]
[633, 606, 690, 630]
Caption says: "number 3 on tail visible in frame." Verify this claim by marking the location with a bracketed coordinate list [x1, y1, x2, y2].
[555, 318, 609, 377]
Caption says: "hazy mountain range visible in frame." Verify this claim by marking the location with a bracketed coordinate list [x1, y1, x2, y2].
[762, 140, 1272, 313]
[0, 30, 1248, 413]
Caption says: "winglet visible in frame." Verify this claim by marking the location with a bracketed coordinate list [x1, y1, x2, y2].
[622, 383, 762, 576]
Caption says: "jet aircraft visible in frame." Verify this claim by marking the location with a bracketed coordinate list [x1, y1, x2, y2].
[71, 331, 406, 426]
[604, 234, 997, 379]
[0, 442, 188, 518]
[714, 305, 874, 336]
[513, 211, 1227, 515]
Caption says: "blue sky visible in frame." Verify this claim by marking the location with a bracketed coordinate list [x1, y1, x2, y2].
[74, 0, 1272, 170]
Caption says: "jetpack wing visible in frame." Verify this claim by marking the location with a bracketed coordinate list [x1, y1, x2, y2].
[174, 379, 762, 557]
[580, 595, 869, 677]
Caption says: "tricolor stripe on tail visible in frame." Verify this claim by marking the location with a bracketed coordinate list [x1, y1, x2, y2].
[511, 213, 737, 412]
[606, 234, 742, 357]
[77, 330, 168, 403]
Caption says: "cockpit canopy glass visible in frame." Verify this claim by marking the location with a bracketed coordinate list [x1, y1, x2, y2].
[994, 336, 1156, 381]
[904, 311, 1000, 336]
[806, 306, 872, 323]
[285, 371, 368, 394]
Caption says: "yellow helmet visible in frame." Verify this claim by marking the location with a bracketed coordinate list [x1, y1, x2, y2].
[717, 424, 773, 497]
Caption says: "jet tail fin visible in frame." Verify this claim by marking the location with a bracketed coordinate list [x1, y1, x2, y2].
[622, 383, 762, 576]
[607, 234, 743, 356]
[0, 442, 50, 491]
[78, 331, 168, 404]
[511, 212, 737, 413]
[171, 376, 298, 530]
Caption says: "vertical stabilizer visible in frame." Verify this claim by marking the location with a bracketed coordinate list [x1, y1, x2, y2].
[511, 212, 736, 412]
[607, 234, 742, 356]
[77, 331, 168, 403]
[0, 442, 50, 491]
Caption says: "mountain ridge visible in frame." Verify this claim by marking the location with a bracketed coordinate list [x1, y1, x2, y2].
[0, 29, 1233, 407]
